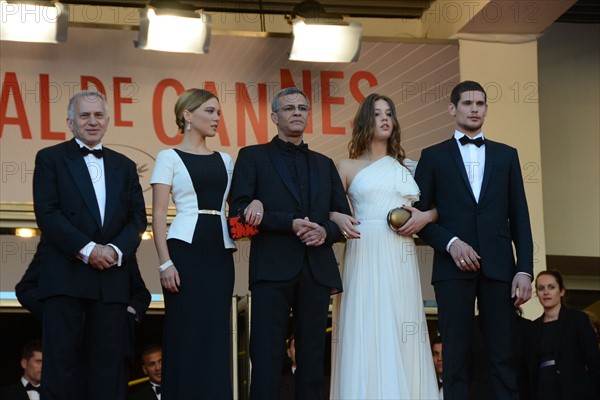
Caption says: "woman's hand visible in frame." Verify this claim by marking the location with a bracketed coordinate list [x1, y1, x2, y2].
[160, 265, 181, 293]
[244, 199, 264, 226]
[330, 211, 360, 240]
[395, 205, 434, 236]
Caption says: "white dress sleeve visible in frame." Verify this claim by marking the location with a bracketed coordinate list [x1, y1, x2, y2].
[150, 149, 174, 186]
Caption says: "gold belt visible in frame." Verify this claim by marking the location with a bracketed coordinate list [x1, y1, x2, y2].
[198, 209, 221, 216]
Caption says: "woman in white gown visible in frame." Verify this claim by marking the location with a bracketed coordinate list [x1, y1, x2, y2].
[330, 94, 440, 399]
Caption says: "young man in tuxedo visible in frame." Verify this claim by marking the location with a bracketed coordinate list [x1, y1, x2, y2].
[32, 91, 147, 400]
[129, 345, 162, 400]
[0, 340, 42, 400]
[414, 81, 533, 400]
[230, 87, 350, 399]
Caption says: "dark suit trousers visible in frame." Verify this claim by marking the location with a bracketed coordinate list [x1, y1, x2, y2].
[42, 296, 128, 400]
[249, 257, 331, 400]
[435, 276, 517, 400]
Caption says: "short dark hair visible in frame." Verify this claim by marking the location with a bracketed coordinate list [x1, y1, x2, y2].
[22, 339, 42, 360]
[271, 87, 309, 112]
[450, 80, 487, 106]
[141, 344, 162, 360]
[431, 335, 442, 347]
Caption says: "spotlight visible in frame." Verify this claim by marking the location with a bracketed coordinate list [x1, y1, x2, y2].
[288, 0, 362, 63]
[0, 1, 68, 43]
[135, 6, 211, 54]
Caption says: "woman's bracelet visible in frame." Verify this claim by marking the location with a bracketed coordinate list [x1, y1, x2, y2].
[158, 260, 173, 272]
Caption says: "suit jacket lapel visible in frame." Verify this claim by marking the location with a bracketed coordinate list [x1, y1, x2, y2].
[65, 139, 103, 228]
[308, 150, 319, 206]
[479, 141, 495, 203]
[447, 138, 477, 203]
[102, 148, 122, 231]
[267, 140, 302, 205]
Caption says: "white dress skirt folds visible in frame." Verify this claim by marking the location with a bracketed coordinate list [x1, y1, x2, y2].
[331, 156, 439, 399]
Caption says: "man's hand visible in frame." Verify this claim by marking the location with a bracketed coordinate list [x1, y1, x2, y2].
[511, 274, 532, 307]
[294, 217, 326, 247]
[448, 239, 481, 271]
[88, 244, 117, 270]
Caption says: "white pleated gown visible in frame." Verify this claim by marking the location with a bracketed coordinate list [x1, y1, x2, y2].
[331, 156, 439, 400]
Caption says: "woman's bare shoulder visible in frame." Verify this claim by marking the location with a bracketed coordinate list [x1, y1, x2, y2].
[337, 158, 371, 189]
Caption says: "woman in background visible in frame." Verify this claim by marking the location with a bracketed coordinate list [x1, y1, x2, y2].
[329, 93, 439, 398]
[527, 270, 600, 399]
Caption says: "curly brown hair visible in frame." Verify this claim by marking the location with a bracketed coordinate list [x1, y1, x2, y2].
[348, 93, 405, 164]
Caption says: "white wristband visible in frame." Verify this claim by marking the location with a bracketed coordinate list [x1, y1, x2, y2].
[446, 237, 459, 253]
[158, 260, 173, 272]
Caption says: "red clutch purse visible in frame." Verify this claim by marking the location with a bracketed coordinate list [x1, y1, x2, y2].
[228, 212, 259, 240]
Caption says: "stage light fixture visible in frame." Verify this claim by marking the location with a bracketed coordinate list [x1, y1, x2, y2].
[0, 1, 68, 43]
[288, 0, 361, 62]
[135, 6, 211, 54]
[289, 18, 362, 62]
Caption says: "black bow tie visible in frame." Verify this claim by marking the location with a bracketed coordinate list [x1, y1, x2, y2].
[152, 384, 161, 395]
[283, 141, 308, 155]
[25, 383, 40, 393]
[79, 146, 104, 158]
[459, 135, 485, 148]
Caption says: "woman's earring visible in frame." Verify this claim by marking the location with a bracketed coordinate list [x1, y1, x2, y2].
[186, 121, 191, 131]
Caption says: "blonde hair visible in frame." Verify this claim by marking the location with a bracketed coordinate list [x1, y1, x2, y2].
[174, 89, 218, 133]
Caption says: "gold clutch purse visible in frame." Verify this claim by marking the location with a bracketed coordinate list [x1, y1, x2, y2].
[386, 207, 411, 231]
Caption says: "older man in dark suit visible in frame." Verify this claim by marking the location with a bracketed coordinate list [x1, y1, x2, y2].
[32, 91, 147, 400]
[230, 87, 350, 399]
[414, 81, 534, 400]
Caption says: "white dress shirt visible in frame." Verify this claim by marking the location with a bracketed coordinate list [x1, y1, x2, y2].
[454, 130, 486, 202]
[150, 382, 161, 399]
[445, 131, 486, 252]
[21, 377, 40, 400]
[75, 138, 123, 266]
